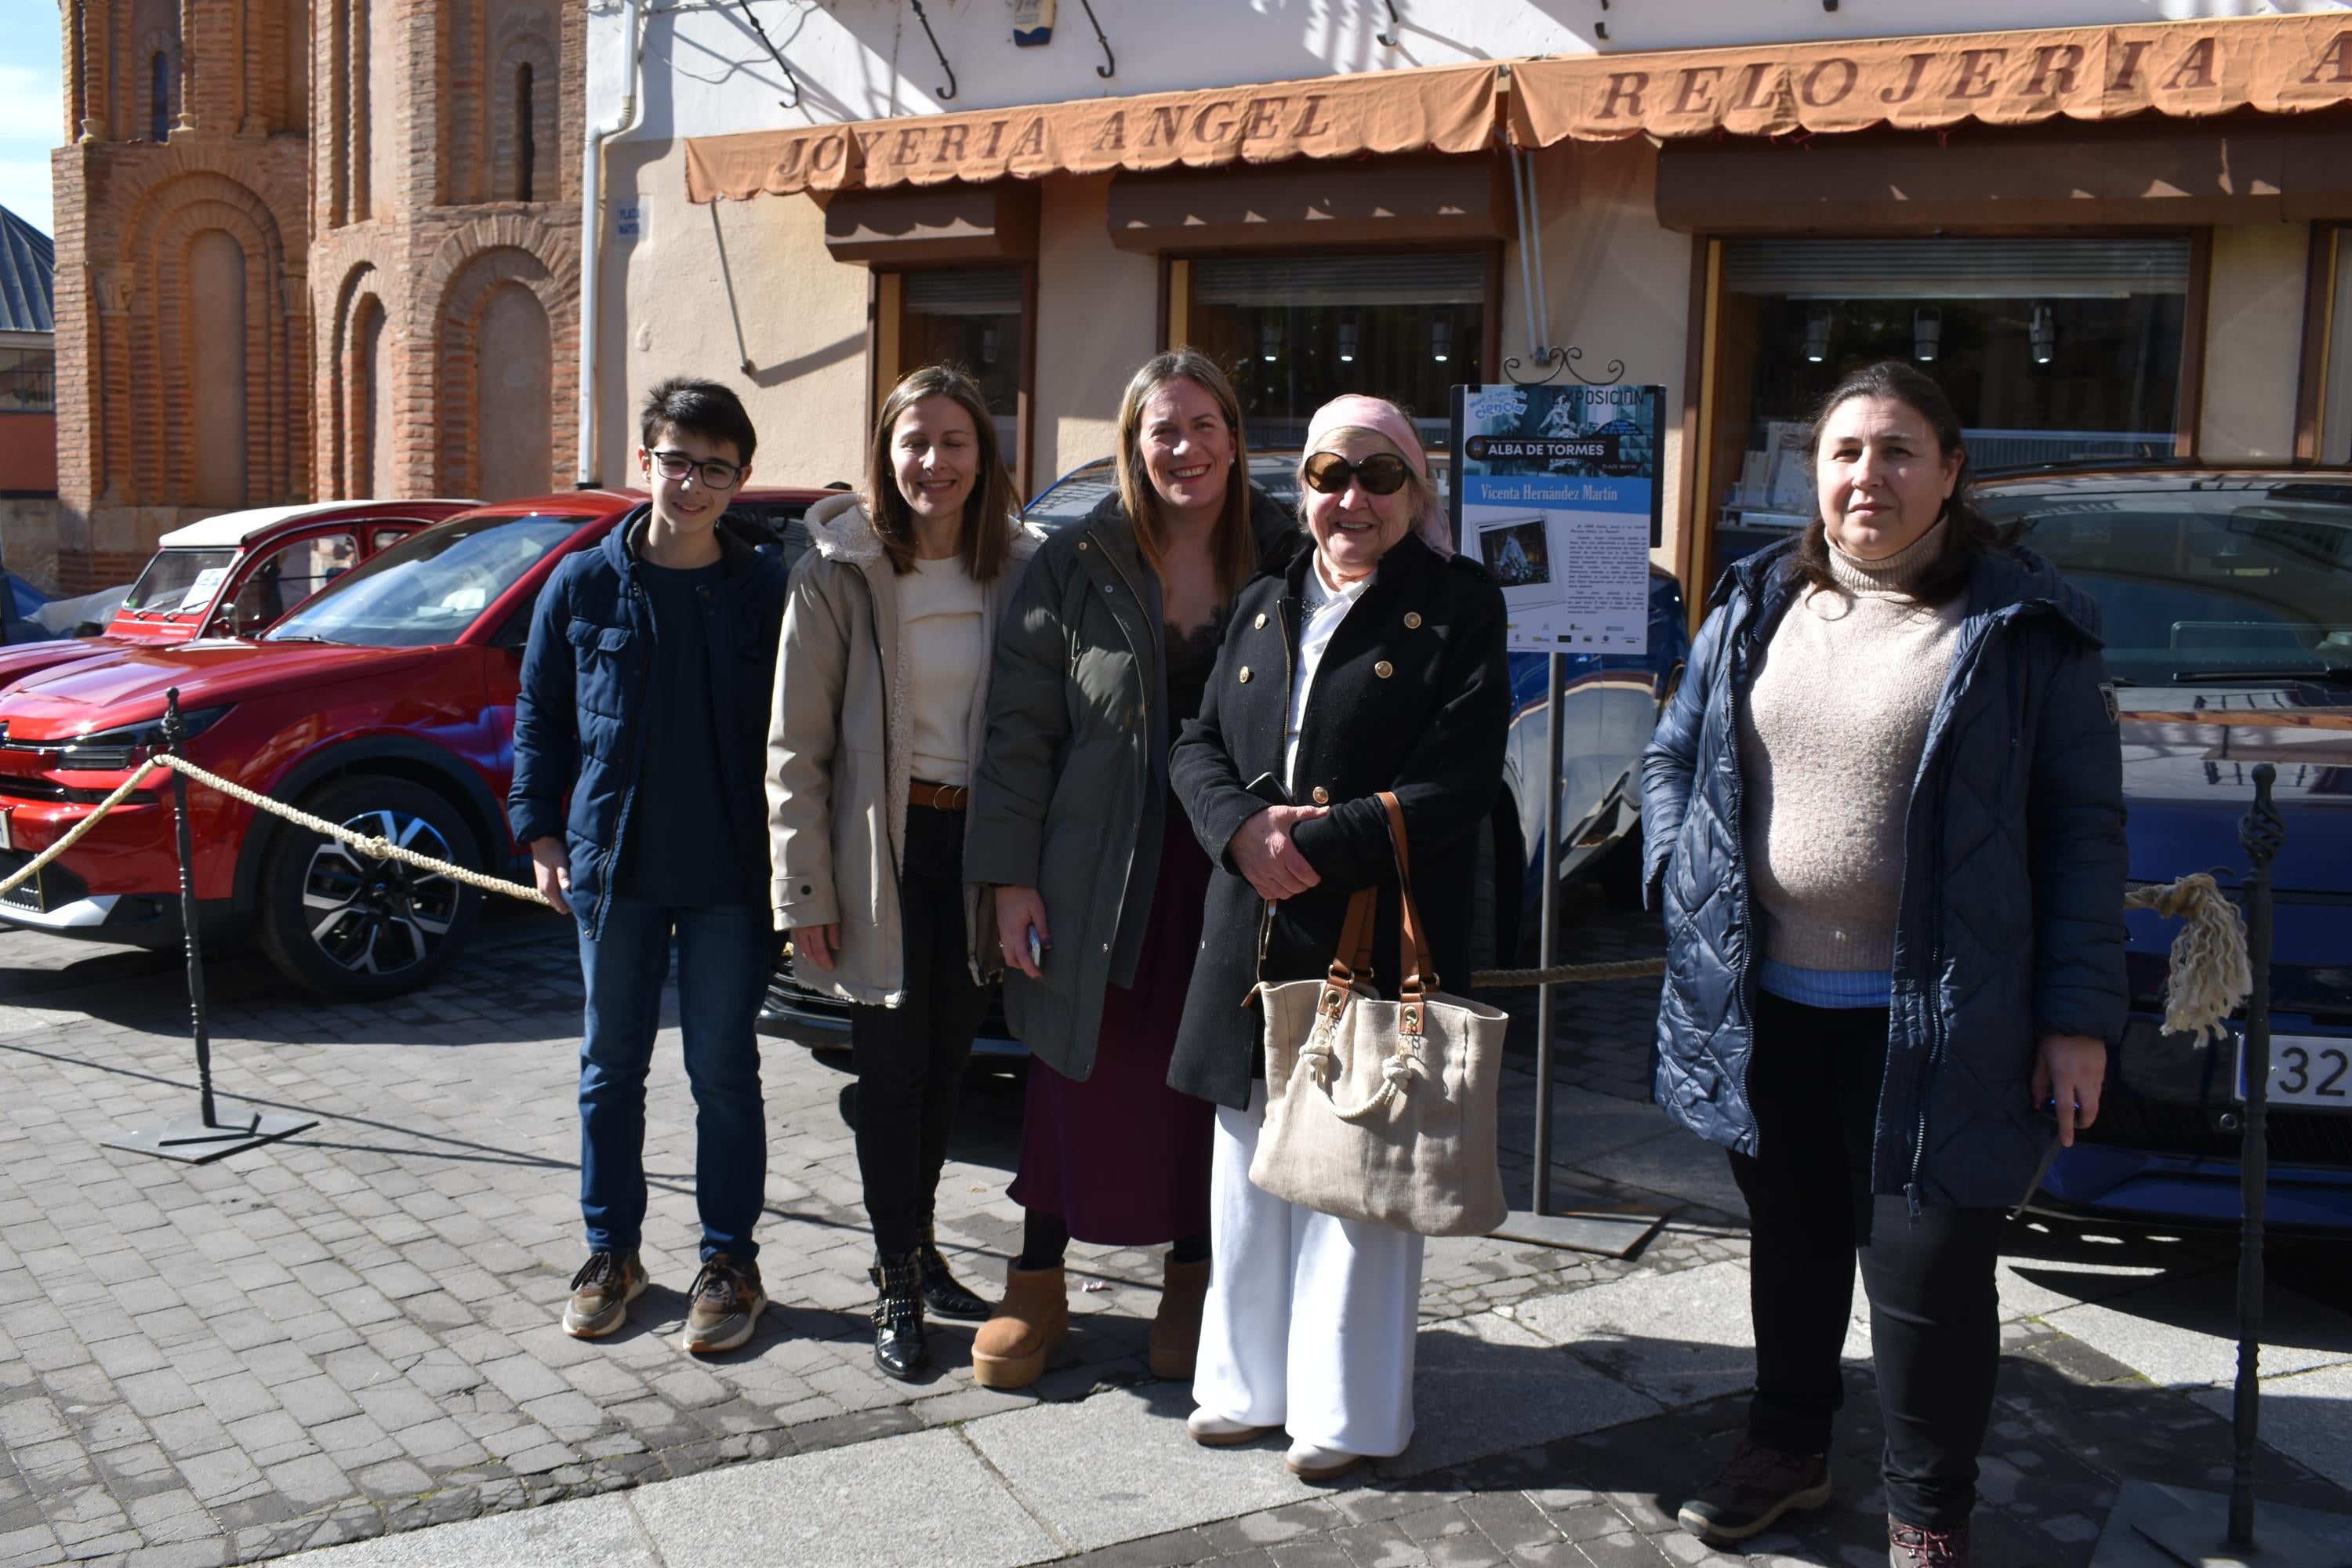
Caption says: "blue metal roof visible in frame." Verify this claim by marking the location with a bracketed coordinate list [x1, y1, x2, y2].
[0, 207, 56, 336]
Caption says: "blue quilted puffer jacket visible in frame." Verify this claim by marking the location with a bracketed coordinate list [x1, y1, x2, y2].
[1639, 536, 2129, 1210]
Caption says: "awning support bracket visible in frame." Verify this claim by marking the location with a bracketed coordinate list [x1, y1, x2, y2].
[906, 0, 957, 100]
[1076, 0, 1114, 78]
[1507, 136, 1624, 387]
[1377, 1, 1403, 48]
[733, 1, 800, 111]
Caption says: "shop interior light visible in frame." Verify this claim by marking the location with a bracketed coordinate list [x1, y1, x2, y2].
[1913, 306, 1941, 364]
[1804, 307, 1831, 364]
[1338, 315, 1359, 364]
[1432, 318, 1451, 364]
[980, 326, 998, 365]
[1261, 317, 1279, 362]
[2030, 303, 2056, 366]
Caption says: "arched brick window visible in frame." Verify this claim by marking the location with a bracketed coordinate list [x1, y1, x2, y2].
[150, 53, 171, 141]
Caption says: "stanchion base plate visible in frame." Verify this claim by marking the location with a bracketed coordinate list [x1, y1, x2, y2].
[2092, 1481, 2352, 1566]
[103, 1103, 318, 1164]
[1491, 1202, 1664, 1258]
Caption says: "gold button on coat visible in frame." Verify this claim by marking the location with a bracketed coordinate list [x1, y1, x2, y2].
[1403, 612, 1422, 629]
[1076, 539, 1089, 550]
[1374, 660, 1395, 679]
[1254, 612, 1267, 629]
[1311, 786, 1330, 805]
[1238, 666, 1253, 683]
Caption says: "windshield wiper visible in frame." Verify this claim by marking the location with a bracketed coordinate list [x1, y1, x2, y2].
[2171, 668, 2352, 685]
[266, 633, 347, 646]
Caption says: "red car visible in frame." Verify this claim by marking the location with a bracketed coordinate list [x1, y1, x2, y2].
[0, 499, 474, 688]
[0, 487, 826, 998]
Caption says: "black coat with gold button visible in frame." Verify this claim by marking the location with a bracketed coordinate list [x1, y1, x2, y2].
[1167, 528, 1511, 1110]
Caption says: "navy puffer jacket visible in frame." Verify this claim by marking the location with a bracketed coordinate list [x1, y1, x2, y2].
[508, 508, 789, 938]
[1639, 536, 2129, 1210]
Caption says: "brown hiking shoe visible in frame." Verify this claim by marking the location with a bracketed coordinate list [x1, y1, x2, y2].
[680, 1254, 765, 1354]
[1889, 1516, 1971, 1566]
[1676, 1438, 1832, 1544]
[562, 1251, 647, 1338]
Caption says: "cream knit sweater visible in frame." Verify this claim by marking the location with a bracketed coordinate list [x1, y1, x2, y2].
[1737, 522, 1965, 974]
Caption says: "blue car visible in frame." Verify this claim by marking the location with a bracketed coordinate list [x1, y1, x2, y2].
[1957, 467, 2352, 1236]
[760, 452, 1690, 1054]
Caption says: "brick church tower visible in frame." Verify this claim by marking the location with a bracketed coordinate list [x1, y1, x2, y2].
[51, 0, 583, 593]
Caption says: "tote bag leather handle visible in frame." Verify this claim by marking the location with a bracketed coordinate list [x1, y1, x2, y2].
[1311, 791, 1438, 1037]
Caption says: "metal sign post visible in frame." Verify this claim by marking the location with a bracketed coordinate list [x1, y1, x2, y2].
[1490, 653, 1662, 1258]
[105, 689, 315, 1163]
[2133, 763, 2343, 1566]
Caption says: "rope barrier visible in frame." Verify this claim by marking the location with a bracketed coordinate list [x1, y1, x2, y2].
[0, 753, 554, 908]
[0, 760, 2248, 1042]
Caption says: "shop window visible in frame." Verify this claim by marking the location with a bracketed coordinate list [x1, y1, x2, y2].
[897, 268, 1026, 468]
[2317, 227, 2352, 463]
[1187, 253, 1486, 454]
[1708, 237, 2189, 553]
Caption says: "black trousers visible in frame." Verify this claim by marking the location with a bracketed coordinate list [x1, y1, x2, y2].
[850, 804, 991, 1259]
[1731, 990, 2009, 1532]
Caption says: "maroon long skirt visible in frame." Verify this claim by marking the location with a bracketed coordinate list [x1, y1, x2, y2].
[1007, 817, 1216, 1246]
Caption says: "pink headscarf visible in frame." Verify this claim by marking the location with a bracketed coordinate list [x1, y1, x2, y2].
[1302, 394, 1454, 558]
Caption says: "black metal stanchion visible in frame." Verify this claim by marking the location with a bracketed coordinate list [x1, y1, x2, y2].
[2130, 763, 2343, 1566]
[1491, 651, 1661, 1258]
[105, 689, 315, 1163]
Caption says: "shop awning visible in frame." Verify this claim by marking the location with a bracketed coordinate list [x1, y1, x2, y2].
[1508, 13, 2352, 146]
[684, 62, 1499, 201]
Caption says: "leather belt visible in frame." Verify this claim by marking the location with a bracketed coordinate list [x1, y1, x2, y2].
[910, 781, 970, 812]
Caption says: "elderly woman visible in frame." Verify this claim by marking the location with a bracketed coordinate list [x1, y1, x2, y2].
[1642, 361, 2125, 1567]
[1167, 394, 1509, 1482]
[965, 350, 1298, 1391]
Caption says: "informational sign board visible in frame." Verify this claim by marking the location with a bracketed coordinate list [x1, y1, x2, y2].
[1448, 382, 1664, 655]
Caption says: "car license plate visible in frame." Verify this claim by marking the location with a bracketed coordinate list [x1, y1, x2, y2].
[2235, 1034, 2352, 1111]
[0, 809, 11, 851]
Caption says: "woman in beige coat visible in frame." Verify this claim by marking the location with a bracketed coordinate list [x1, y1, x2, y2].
[768, 364, 1038, 1380]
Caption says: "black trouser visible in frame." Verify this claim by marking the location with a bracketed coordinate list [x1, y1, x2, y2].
[850, 805, 991, 1259]
[1731, 990, 2008, 1533]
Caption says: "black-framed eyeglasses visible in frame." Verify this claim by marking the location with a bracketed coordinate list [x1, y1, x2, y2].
[1302, 450, 1411, 497]
[651, 449, 745, 489]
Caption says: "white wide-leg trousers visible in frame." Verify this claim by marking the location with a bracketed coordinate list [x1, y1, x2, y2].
[1191, 1083, 1425, 1457]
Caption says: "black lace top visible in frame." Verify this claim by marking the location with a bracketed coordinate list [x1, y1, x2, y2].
[1163, 611, 1229, 739]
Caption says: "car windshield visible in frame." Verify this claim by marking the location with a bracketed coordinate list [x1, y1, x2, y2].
[264, 514, 585, 648]
[1980, 477, 2352, 684]
[1020, 456, 1343, 530]
[121, 548, 236, 617]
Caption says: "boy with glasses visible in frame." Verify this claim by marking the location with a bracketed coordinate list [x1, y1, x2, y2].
[510, 378, 788, 1353]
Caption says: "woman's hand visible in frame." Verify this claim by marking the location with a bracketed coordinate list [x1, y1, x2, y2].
[528, 837, 571, 915]
[994, 886, 1050, 979]
[2031, 1033, 2107, 1146]
[791, 923, 842, 971]
[1231, 804, 1328, 902]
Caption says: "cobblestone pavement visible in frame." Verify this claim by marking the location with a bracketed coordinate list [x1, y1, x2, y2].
[0, 891, 2346, 1567]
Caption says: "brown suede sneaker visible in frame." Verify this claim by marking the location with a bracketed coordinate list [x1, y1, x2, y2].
[680, 1254, 765, 1355]
[562, 1251, 648, 1339]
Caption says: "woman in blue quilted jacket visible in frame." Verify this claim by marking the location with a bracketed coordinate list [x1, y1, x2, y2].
[1639, 361, 2127, 1568]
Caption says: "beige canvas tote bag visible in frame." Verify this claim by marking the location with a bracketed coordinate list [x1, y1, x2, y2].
[1247, 791, 1509, 1236]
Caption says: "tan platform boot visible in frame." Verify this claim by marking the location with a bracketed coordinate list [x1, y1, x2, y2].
[970, 1262, 1068, 1389]
[1149, 1254, 1212, 1380]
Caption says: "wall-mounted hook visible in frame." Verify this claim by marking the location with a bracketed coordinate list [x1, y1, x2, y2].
[1075, 0, 1115, 78]
[733, 0, 800, 111]
[1377, 1, 1403, 49]
[907, 0, 956, 100]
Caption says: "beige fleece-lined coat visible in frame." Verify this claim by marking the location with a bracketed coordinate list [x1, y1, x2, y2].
[765, 492, 1040, 1006]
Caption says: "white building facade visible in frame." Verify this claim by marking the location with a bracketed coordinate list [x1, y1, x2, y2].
[580, 0, 2352, 608]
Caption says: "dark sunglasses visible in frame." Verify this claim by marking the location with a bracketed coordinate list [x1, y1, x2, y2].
[1302, 450, 1412, 497]
[651, 449, 745, 489]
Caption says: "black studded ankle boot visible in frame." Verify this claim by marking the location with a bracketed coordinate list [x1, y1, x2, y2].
[869, 1248, 927, 1381]
[919, 1225, 992, 1321]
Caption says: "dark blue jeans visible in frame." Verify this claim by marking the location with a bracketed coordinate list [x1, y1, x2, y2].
[577, 895, 770, 1263]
